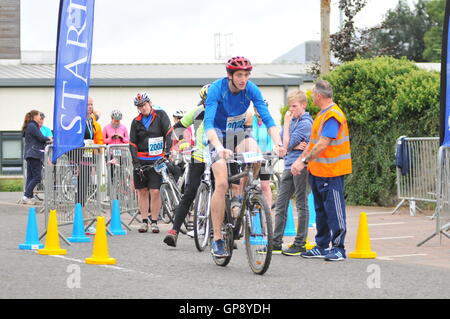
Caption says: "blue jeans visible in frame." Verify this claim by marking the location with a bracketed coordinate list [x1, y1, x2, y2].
[24, 158, 42, 198]
[309, 174, 347, 250]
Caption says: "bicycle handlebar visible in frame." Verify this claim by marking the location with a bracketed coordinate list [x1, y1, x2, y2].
[225, 152, 277, 183]
[137, 158, 167, 170]
[225, 151, 278, 164]
[134, 158, 168, 179]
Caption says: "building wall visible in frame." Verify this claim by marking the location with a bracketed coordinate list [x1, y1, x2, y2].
[0, 83, 318, 174]
[1, 85, 308, 132]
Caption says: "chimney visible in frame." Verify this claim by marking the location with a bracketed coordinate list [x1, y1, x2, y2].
[0, 0, 20, 60]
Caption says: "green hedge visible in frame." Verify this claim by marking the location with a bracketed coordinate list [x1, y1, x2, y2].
[0, 179, 23, 192]
[319, 57, 440, 205]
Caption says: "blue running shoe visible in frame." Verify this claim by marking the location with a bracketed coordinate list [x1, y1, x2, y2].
[211, 239, 228, 258]
[300, 246, 328, 259]
[324, 248, 346, 261]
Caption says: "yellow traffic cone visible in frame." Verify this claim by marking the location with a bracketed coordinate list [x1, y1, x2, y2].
[38, 210, 67, 255]
[305, 237, 315, 250]
[85, 216, 116, 265]
[349, 212, 377, 259]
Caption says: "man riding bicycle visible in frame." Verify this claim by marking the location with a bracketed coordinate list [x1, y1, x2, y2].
[204, 56, 286, 257]
[129, 92, 173, 234]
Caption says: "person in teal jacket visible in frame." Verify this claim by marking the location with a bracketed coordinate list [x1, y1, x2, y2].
[38, 112, 53, 138]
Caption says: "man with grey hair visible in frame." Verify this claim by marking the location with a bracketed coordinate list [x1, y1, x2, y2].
[291, 80, 352, 261]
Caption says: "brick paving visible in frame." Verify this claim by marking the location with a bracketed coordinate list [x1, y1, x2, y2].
[287, 204, 450, 269]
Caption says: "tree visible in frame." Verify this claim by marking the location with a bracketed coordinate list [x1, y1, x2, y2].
[330, 0, 441, 63]
[330, 0, 367, 63]
[423, 0, 445, 62]
[365, 0, 431, 62]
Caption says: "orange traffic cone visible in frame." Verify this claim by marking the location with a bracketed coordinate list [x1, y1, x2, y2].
[38, 210, 67, 255]
[349, 212, 376, 259]
[85, 216, 116, 265]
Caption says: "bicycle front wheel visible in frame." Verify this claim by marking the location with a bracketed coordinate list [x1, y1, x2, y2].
[193, 183, 211, 251]
[244, 194, 273, 275]
[160, 183, 179, 224]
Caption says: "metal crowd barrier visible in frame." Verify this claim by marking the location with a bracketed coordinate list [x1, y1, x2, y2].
[40, 143, 141, 242]
[392, 136, 440, 216]
[43, 145, 104, 243]
[105, 144, 139, 227]
[418, 145, 450, 246]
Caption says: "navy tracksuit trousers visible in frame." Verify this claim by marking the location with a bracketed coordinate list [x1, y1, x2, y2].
[309, 174, 347, 250]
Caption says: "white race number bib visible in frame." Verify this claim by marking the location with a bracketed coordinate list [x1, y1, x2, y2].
[148, 136, 164, 156]
[226, 113, 246, 131]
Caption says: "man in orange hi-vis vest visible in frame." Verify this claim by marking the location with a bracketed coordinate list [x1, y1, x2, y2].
[291, 80, 352, 261]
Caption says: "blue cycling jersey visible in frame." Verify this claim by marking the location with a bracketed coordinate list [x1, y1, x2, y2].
[204, 78, 276, 135]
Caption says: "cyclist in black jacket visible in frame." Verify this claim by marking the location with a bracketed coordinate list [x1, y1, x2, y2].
[130, 92, 173, 233]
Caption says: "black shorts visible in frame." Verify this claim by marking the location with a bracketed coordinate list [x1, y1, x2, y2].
[133, 160, 162, 190]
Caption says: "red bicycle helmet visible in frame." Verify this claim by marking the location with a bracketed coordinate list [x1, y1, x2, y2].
[134, 92, 150, 106]
[226, 56, 253, 72]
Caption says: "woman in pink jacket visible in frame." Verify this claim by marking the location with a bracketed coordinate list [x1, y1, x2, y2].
[103, 109, 129, 144]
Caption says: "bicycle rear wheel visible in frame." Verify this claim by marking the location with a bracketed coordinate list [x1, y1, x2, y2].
[160, 183, 179, 224]
[193, 183, 211, 251]
[159, 206, 171, 223]
[210, 197, 234, 267]
[244, 194, 273, 275]
[179, 209, 193, 235]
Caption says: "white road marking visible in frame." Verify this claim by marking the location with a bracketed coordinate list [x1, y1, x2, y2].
[371, 236, 414, 240]
[34, 251, 161, 278]
[368, 222, 406, 226]
[377, 254, 427, 261]
[364, 211, 392, 216]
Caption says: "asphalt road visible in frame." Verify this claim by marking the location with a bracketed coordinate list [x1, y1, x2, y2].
[1, 192, 450, 302]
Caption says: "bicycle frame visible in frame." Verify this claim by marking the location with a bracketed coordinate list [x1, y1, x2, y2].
[226, 152, 277, 240]
[139, 159, 182, 207]
[176, 152, 191, 193]
[201, 158, 213, 216]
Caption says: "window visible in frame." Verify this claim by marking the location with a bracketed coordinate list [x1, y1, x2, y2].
[0, 131, 23, 175]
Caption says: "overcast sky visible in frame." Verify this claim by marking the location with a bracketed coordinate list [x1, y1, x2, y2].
[20, 0, 413, 64]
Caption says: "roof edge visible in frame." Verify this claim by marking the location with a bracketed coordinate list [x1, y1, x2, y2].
[0, 77, 305, 87]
